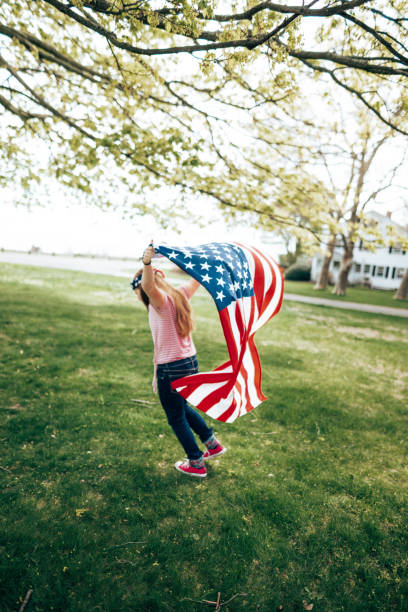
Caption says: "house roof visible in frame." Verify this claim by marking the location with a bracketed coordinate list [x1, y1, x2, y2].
[366, 211, 408, 236]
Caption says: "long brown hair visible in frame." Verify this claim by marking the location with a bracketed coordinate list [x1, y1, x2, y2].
[135, 269, 194, 338]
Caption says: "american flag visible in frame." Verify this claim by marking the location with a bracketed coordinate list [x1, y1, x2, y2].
[155, 242, 284, 423]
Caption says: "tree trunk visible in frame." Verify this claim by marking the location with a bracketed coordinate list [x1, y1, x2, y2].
[394, 268, 408, 300]
[314, 235, 337, 290]
[333, 242, 354, 295]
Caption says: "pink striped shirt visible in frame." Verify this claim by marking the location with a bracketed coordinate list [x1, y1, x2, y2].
[148, 289, 196, 366]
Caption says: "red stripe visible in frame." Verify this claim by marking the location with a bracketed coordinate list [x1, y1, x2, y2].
[171, 368, 231, 391]
[240, 243, 284, 324]
[176, 374, 233, 401]
[255, 246, 284, 320]
[195, 380, 233, 414]
[251, 251, 266, 315]
[258, 252, 277, 319]
[248, 336, 266, 402]
[261, 253, 283, 323]
[244, 245, 276, 321]
[219, 308, 240, 365]
[227, 309, 248, 419]
[217, 297, 256, 421]
[236, 297, 256, 413]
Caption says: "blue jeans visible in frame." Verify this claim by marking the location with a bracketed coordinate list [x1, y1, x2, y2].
[157, 356, 213, 460]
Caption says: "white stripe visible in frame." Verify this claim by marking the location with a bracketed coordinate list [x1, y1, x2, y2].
[206, 390, 235, 419]
[240, 345, 259, 407]
[224, 296, 258, 418]
[235, 371, 246, 415]
[242, 288, 256, 331]
[227, 385, 248, 423]
[180, 379, 227, 405]
[175, 364, 233, 404]
[225, 394, 263, 423]
[238, 245, 260, 326]
[226, 300, 242, 361]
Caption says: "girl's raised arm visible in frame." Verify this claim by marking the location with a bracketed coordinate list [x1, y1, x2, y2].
[141, 246, 166, 309]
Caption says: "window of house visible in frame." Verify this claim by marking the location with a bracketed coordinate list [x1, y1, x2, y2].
[354, 263, 361, 273]
[364, 264, 370, 274]
[377, 266, 384, 277]
[397, 268, 405, 279]
[333, 261, 340, 269]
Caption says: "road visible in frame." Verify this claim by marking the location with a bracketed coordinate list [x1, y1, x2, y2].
[1, 251, 408, 318]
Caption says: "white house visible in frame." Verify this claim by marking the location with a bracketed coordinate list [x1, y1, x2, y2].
[311, 211, 408, 290]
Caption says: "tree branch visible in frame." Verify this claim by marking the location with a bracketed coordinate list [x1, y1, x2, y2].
[287, 47, 408, 76]
[0, 24, 105, 82]
[0, 92, 48, 121]
[342, 11, 408, 66]
[39, 0, 395, 63]
[86, 0, 370, 21]
[0, 54, 95, 139]
[295, 57, 408, 136]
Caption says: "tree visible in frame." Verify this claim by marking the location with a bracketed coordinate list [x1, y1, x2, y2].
[314, 234, 337, 290]
[394, 269, 408, 300]
[1, 0, 408, 213]
[266, 83, 407, 295]
[279, 230, 307, 268]
[201, 69, 407, 295]
[321, 116, 405, 296]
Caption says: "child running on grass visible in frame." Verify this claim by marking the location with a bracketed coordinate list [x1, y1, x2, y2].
[131, 244, 226, 478]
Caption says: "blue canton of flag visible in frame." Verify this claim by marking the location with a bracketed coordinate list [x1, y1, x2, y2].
[156, 243, 254, 311]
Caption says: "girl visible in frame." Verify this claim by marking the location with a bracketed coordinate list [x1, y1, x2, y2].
[132, 245, 226, 478]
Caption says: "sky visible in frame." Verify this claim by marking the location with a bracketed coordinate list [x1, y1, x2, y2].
[1, 116, 407, 261]
[1, 166, 407, 261]
[0, 189, 283, 260]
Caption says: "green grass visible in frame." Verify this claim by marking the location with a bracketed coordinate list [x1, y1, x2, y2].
[1, 262, 407, 612]
[284, 280, 408, 309]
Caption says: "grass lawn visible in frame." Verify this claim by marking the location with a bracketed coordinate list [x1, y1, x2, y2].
[284, 281, 408, 310]
[1, 263, 407, 612]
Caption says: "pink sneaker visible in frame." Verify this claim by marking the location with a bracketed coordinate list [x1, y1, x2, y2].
[174, 459, 207, 478]
[203, 444, 227, 460]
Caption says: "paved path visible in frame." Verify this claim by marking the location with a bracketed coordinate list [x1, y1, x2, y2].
[285, 293, 408, 319]
[1, 251, 408, 318]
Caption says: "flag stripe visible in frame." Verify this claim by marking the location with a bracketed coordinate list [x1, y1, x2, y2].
[156, 241, 284, 422]
[246, 245, 284, 330]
